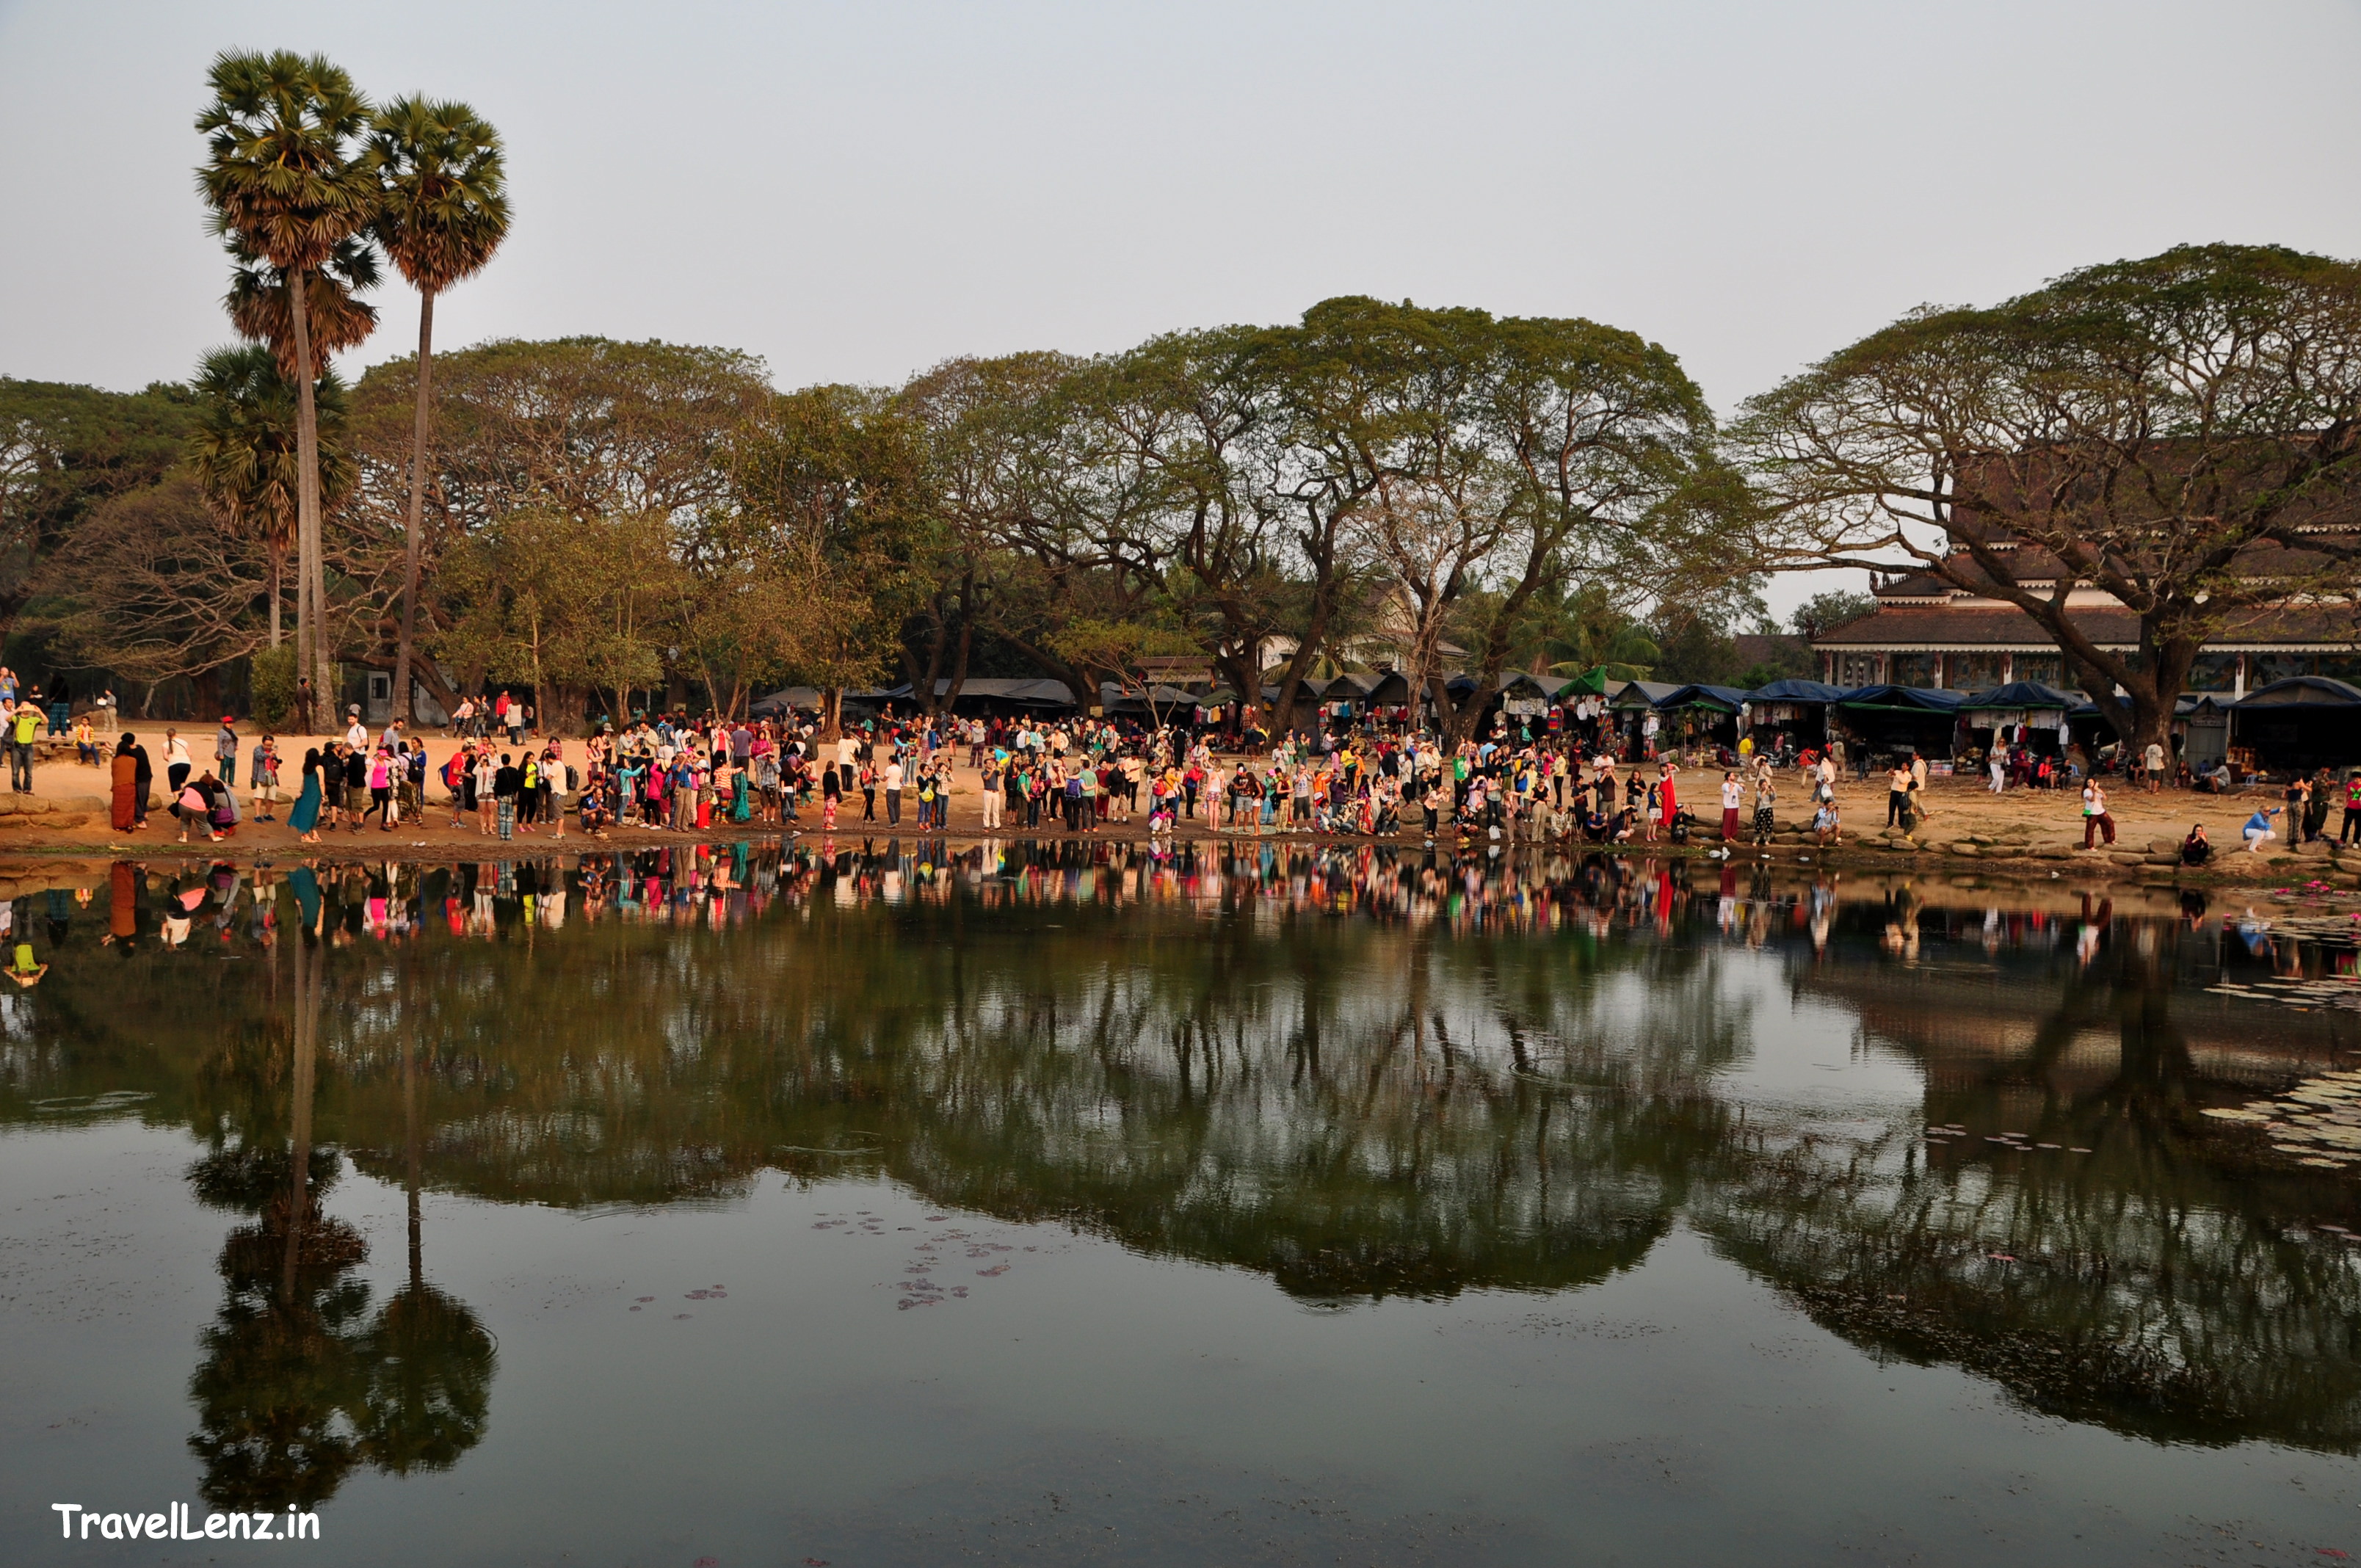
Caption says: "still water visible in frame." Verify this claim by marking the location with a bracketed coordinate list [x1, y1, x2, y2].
[4, 841, 2359, 1565]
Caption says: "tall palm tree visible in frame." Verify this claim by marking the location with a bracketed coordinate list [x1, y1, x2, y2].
[197, 51, 378, 725]
[365, 97, 509, 725]
[186, 345, 357, 647]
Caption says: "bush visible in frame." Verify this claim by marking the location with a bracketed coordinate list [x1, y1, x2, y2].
[250, 644, 297, 730]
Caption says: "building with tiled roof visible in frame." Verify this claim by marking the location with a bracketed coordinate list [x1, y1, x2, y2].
[1808, 551, 2361, 697]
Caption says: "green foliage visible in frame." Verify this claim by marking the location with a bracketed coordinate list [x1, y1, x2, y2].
[0, 377, 197, 623]
[432, 508, 679, 728]
[250, 643, 298, 728]
[1789, 589, 1876, 641]
[363, 98, 508, 297]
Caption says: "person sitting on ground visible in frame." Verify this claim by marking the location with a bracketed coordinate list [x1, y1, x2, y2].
[2242, 804, 2280, 853]
[2180, 822, 2212, 866]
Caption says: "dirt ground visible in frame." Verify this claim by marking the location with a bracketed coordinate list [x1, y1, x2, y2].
[13, 727, 2343, 888]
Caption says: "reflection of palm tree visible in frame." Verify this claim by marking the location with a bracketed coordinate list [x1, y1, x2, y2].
[187, 912, 493, 1509]
[360, 972, 495, 1476]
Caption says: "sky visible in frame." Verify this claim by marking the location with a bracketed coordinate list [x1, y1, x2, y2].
[4, 0, 2359, 617]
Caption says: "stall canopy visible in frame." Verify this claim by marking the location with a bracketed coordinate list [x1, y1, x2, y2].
[1742, 678, 1846, 706]
[1653, 683, 1749, 714]
[2233, 677, 2361, 772]
[1833, 684, 1969, 757]
[750, 684, 897, 716]
[1557, 666, 1612, 697]
[1611, 680, 1680, 711]
[1961, 680, 2078, 733]
[1741, 678, 1846, 753]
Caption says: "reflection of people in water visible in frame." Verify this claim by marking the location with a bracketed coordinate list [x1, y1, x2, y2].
[6, 936, 47, 987]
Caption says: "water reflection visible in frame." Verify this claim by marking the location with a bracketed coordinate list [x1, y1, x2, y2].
[170, 887, 493, 1511]
[1, 841, 2357, 1469]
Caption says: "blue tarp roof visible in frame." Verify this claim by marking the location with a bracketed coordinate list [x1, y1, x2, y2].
[1960, 680, 2078, 711]
[1743, 678, 1846, 704]
[1653, 683, 1749, 712]
[1836, 684, 1970, 714]
[2234, 677, 2361, 711]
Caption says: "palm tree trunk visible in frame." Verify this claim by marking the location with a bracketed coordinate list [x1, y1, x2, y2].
[394, 290, 436, 725]
[288, 270, 331, 722]
[269, 548, 283, 649]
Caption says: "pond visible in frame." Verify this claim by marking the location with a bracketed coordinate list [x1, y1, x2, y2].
[3, 841, 2358, 1564]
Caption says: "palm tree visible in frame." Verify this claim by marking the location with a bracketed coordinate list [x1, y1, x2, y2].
[197, 51, 379, 725]
[365, 97, 509, 725]
[186, 346, 358, 647]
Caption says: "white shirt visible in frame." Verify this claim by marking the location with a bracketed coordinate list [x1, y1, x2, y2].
[883, 761, 904, 791]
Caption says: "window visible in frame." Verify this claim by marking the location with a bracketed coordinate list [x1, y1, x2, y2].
[2185, 654, 2238, 692]
[2013, 654, 2063, 687]
[1890, 653, 1939, 689]
[1950, 653, 2006, 691]
[1836, 654, 1879, 686]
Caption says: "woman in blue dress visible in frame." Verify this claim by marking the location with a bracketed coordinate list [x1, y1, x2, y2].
[287, 748, 323, 843]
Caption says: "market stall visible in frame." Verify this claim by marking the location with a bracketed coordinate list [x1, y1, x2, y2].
[1832, 684, 1970, 763]
[1740, 678, 1846, 758]
[2231, 677, 2361, 774]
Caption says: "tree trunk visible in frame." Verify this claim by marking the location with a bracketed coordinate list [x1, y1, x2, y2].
[288, 269, 333, 715]
[394, 289, 437, 725]
[283, 940, 320, 1299]
[268, 547, 283, 649]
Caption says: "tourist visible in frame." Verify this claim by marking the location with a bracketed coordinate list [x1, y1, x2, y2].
[493, 752, 521, 841]
[883, 753, 904, 827]
[109, 735, 140, 832]
[173, 774, 217, 844]
[1750, 772, 1777, 846]
[214, 715, 239, 785]
[161, 727, 192, 795]
[73, 714, 97, 766]
[2285, 773, 2313, 843]
[341, 742, 367, 832]
[2244, 804, 2280, 852]
[7, 698, 39, 792]
[1813, 797, 1842, 846]
[474, 747, 498, 835]
[365, 747, 394, 830]
[1720, 771, 1743, 841]
[2144, 738, 2166, 792]
[2180, 823, 2212, 866]
[2343, 771, 2361, 845]
[251, 735, 280, 821]
[1885, 761, 1912, 830]
[980, 752, 1003, 830]
[2080, 777, 2117, 849]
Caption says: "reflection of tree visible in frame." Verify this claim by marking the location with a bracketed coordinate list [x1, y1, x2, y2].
[359, 989, 493, 1477]
[185, 930, 493, 1509]
[1716, 925, 2361, 1451]
[26, 850, 2361, 1456]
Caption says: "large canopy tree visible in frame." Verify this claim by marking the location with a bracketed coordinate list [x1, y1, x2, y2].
[1266, 298, 1719, 743]
[365, 96, 509, 724]
[729, 384, 928, 730]
[347, 337, 770, 714]
[197, 50, 382, 720]
[1734, 243, 2361, 748]
[0, 377, 195, 639]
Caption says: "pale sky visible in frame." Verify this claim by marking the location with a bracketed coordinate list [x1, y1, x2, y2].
[5, 0, 2359, 616]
